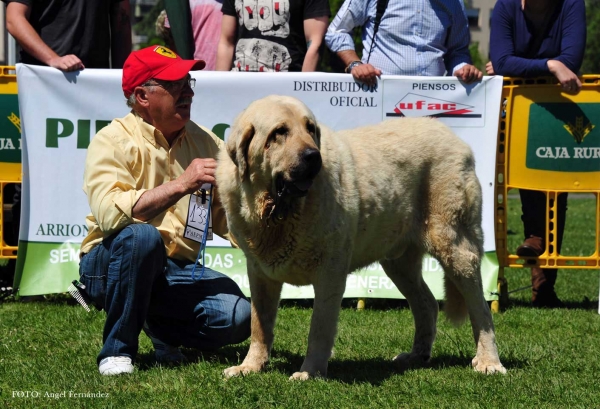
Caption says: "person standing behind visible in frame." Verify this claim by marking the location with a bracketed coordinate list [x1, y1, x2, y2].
[3, 0, 132, 71]
[2, 0, 131, 291]
[487, 0, 586, 308]
[324, 0, 482, 86]
[161, 0, 224, 70]
[216, 0, 330, 72]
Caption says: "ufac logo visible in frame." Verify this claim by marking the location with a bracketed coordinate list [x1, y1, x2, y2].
[386, 93, 481, 118]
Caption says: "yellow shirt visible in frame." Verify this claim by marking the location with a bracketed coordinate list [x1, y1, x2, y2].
[80, 111, 229, 262]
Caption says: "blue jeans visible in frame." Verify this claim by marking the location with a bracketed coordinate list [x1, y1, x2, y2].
[79, 224, 251, 364]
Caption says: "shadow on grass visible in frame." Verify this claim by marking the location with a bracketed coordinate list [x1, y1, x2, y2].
[326, 354, 524, 383]
[142, 346, 524, 384]
[135, 343, 252, 372]
[505, 297, 597, 311]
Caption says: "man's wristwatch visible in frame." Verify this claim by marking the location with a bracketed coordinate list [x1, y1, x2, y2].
[345, 60, 363, 74]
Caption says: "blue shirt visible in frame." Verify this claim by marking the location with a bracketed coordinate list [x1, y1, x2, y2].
[324, 0, 473, 76]
[489, 0, 586, 77]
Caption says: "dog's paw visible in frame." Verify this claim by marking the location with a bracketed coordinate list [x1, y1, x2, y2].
[289, 371, 311, 381]
[471, 357, 507, 374]
[392, 352, 430, 370]
[223, 364, 261, 378]
[289, 371, 325, 381]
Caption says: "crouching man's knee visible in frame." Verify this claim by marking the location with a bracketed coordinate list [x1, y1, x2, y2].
[120, 224, 164, 257]
[227, 296, 251, 345]
[195, 294, 251, 349]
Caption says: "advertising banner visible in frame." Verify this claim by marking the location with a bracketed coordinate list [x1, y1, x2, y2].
[14, 65, 503, 299]
[526, 103, 600, 172]
[0, 93, 20, 164]
[504, 86, 600, 192]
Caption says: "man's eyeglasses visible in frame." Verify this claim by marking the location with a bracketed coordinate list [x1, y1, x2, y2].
[142, 76, 196, 93]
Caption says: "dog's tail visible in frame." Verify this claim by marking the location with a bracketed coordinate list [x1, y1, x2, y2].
[443, 276, 469, 326]
[443, 150, 482, 326]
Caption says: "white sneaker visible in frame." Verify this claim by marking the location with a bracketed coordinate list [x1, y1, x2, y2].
[98, 356, 134, 376]
[143, 323, 188, 364]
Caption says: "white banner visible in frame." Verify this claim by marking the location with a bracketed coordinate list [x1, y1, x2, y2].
[14, 64, 503, 298]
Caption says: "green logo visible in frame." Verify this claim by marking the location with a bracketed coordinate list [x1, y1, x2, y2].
[211, 124, 229, 141]
[44, 120, 230, 148]
[46, 119, 111, 149]
[0, 94, 21, 164]
[526, 103, 600, 172]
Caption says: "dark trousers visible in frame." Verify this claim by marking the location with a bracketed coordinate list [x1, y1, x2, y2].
[520, 189, 568, 298]
[79, 224, 251, 364]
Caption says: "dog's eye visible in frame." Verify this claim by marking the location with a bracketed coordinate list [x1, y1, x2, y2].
[266, 126, 288, 149]
[306, 122, 316, 135]
[274, 126, 288, 136]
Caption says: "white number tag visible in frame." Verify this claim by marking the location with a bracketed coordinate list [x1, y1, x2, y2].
[184, 183, 213, 243]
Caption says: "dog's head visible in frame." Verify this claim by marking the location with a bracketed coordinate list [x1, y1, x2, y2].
[225, 96, 322, 215]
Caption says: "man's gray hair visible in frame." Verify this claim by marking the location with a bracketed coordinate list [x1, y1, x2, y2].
[126, 84, 156, 108]
[126, 93, 137, 108]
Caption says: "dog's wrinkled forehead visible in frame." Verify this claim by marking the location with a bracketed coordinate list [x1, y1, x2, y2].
[245, 96, 316, 128]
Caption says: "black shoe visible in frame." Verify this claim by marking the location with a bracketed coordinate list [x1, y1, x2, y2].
[532, 292, 564, 308]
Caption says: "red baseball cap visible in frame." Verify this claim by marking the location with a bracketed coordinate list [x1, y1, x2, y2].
[122, 45, 206, 98]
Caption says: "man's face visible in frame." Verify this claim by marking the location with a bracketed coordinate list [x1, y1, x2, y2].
[143, 74, 196, 136]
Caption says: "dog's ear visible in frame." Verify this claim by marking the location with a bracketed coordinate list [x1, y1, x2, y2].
[315, 123, 321, 147]
[226, 123, 254, 180]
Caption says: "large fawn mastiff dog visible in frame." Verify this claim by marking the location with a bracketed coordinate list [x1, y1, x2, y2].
[216, 95, 505, 380]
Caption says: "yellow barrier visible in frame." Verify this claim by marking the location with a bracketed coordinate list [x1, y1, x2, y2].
[0, 66, 20, 259]
[494, 75, 600, 310]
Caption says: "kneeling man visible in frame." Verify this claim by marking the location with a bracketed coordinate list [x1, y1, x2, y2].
[79, 46, 251, 376]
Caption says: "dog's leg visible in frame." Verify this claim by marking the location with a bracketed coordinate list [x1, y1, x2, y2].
[380, 248, 438, 369]
[290, 272, 346, 380]
[436, 231, 507, 375]
[445, 270, 506, 374]
[223, 261, 282, 378]
[424, 162, 505, 375]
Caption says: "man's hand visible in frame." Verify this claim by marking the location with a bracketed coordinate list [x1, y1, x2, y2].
[453, 64, 483, 83]
[48, 55, 85, 71]
[177, 158, 218, 194]
[132, 158, 218, 222]
[351, 63, 381, 87]
[547, 60, 582, 93]
[485, 61, 495, 75]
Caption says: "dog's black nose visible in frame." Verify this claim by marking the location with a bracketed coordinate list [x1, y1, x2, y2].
[302, 148, 322, 170]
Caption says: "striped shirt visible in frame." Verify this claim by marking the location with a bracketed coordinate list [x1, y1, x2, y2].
[325, 0, 473, 76]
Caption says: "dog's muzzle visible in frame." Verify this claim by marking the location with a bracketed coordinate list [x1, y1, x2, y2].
[277, 148, 322, 198]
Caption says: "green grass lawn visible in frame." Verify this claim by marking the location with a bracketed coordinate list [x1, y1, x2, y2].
[1, 197, 598, 409]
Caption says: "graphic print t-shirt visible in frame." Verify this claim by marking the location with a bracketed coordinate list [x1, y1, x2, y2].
[221, 0, 330, 72]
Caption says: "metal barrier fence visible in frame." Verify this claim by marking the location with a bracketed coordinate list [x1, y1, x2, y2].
[494, 75, 600, 310]
[0, 66, 19, 260]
